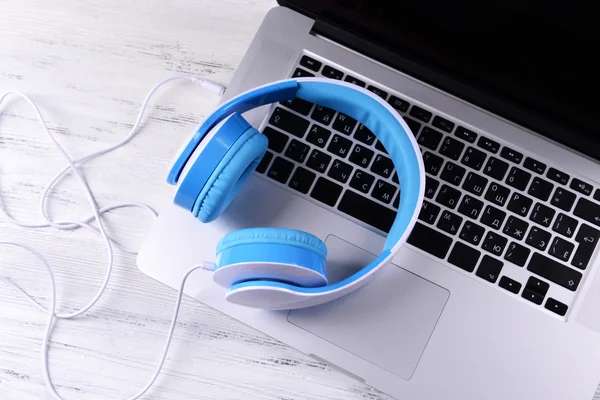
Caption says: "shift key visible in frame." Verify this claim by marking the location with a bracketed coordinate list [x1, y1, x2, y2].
[527, 252, 582, 291]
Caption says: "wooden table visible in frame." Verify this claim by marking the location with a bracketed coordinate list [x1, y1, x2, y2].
[0, 1, 389, 398]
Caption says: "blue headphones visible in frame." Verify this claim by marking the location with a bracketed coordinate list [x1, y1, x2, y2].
[167, 77, 425, 310]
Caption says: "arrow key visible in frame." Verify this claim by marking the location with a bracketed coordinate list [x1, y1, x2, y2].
[476, 255, 503, 283]
[545, 298, 568, 316]
[522, 276, 549, 305]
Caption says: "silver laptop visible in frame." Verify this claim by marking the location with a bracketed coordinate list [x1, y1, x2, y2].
[137, 1, 600, 398]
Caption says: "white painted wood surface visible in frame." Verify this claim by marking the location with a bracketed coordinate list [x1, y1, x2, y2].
[0, 1, 389, 398]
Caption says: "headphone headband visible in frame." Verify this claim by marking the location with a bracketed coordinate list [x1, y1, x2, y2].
[169, 77, 425, 309]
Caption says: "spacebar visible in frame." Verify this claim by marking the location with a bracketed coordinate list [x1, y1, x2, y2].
[407, 222, 453, 259]
[337, 190, 396, 233]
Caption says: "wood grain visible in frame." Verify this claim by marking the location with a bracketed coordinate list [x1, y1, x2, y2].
[0, 0, 389, 398]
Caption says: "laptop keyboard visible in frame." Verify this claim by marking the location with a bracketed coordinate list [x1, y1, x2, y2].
[254, 54, 600, 319]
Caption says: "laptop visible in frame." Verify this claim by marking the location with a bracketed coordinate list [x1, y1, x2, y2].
[137, 1, 600, 398]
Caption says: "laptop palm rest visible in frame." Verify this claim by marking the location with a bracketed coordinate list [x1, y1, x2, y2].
[287, 235, 450, 380]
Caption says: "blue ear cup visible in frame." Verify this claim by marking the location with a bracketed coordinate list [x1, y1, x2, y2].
[191, 122, 267, 223]
[212, 227, 328, 289]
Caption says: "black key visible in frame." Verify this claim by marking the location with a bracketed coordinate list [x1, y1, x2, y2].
[549, 236, 575, 262]
[267, 156, 294, 184]
[552, 213, 578, 238]
[403, 117, 421, 136]
[311, 105, 336, 125]
[281, 98, 313, 115]
[327, 134, 352, 158]
[367, 85, 388, 99]
[574, 198, 600, 227]
[545, 298, 568, 316]
[499, 276, 522, 294]
[458, 195, 484, 220]
[461, 146, 487, 170]
[522, 276, 549, 305]
[505, 166, 531, 191]
[255, 150, 274, 174]
[440, 162, 466, 186]
[477, 136, 500, 154]
[284, 139, 310, 163]
[269, 107, 310, 138]
[375, 140, 387, 154]
[462, 172, 488, 197]
[530, 202, 556, 228]
[526, 226, 551, 251]
[322, 65, 343, 80]
[448, 242, 480, 272]
[504, 242, 530, 267]
[393, 192, 400, 209]
[288, 167, 316, 194]
[349, 169, 375, 193]
[327, 159, 353, 183]
[409, 105, 432, 123]
[263, 127, 289, 153]
[459, 221, 485, 245]
[407, 222, 453, 259]
[292, 68, 314, 78]
[437, 210, 463, 235]
[299, 55, 321, 71]
[547, 167, 570, 185]
[550, 188, 576, 212]
[439, 136, 465, 161]
[507, 192, 533, 217]
[572, 224, 600, 269]
[435, 184, 461, 209]
[332, 113, 357, 135]
[306, 124, 331, 148]
[482, 231, 508, 256]
[595, 189, 600, 201]
[432, 116, 455, 133]
[528, 252, 582, 291]
[455, 126, 477, 143]
[570, 178, 593, 196]
[417, 127, 443, 150]
[344, 75, 365, 87]
[481, 205, 506, 230]
[425, 176, 440, 199]
[483, 157, 509, 181]
[371, 180, 397, 204]
[370, 154, 394, 178]
[349, 144, 374, 168]
[484, 182, 510, 206]
[310, 177, 342, 206]
[476, 255, 503, 283]
[392, 172, 399, 184]
[423, 152, 444, 176]
[338, 190, 397, 232]
[388, 95, 410, 113]
[306, 149, 332, 173]
[524, 157, 546, 174]
[503, 216, 529, 241]
[418, 200, 441, 225]
[500, 147, 523, 164]
[528, 177, 554, 201]
[354, 124, 376, 145]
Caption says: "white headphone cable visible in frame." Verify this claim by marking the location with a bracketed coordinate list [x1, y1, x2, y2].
[0, 74, 224, 399]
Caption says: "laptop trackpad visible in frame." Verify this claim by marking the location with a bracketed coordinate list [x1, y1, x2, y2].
[287, 235, 450, 380]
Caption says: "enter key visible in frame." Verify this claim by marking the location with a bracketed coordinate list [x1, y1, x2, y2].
[572, 223, 600, 270]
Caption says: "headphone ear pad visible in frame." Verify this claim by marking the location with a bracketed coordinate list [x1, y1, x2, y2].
[213, 227, 328, 289]
[192, 127, 267, 223]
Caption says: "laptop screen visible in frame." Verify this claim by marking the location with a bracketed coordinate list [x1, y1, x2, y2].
[280, 0, 600, 161]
